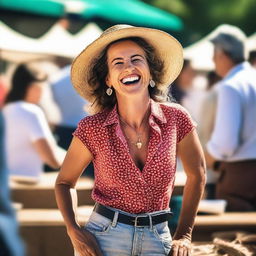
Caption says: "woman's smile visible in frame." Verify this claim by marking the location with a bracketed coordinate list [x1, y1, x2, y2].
[106, 40, 151, 96]
[120, 74, 141, 86]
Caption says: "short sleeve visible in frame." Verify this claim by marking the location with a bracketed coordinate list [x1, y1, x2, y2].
[73, 118, 95, 156]
[176, 106, 197, 143]
[206, 85, 241, 159]
[26, 108, 54, 142]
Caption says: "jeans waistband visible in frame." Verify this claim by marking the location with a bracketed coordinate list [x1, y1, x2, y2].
[93, 203, 173, 227]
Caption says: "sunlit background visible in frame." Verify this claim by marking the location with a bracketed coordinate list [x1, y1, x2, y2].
[0, 1, 256, 256]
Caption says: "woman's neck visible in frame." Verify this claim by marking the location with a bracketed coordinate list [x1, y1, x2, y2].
[117, 95, 151, 129]
[24, 98, 37, 104]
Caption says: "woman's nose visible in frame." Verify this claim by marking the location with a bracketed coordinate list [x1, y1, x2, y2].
[124, 60, 134, 70]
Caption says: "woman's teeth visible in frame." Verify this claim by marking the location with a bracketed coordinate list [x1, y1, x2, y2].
[121, 76, 140, 85]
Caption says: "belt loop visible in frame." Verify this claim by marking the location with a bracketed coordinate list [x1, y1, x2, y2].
[134, 215, 139, 227]
[148, 214, 153, 231]
[111, 211, 119, 227]
[93, 203, 98, 211]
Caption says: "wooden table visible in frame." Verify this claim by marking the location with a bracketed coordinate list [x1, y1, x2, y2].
[10, 172, 94, 208]
[193, 212, 256, 241]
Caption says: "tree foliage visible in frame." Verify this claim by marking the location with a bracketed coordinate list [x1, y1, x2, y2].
[142, 0, 256, 46]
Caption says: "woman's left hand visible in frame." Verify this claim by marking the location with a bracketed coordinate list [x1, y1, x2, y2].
[169, 238, 192, 256]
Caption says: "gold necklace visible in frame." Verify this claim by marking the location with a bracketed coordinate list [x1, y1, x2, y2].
[119, 116, 147, 149]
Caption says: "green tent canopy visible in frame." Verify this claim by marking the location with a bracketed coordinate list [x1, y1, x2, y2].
[76, 0, 183, 31]
[0, 0, 183, 31]
[0, 0, 64, 17]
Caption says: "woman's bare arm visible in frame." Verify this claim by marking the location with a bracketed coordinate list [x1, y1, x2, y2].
[55, 136, 92, 228]
[55, 136, 102, 256]
[171, 129, 206, 256]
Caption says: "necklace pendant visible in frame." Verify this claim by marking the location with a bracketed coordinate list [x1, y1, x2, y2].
[136, 141, 142, 149]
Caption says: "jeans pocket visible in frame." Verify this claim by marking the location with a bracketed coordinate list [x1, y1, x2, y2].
[84, 212, 112, 235]
[85, 220, 111, 235]
[153, 222, 172, 255]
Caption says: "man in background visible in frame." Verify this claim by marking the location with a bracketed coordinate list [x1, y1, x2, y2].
[206, 27, 256, 211]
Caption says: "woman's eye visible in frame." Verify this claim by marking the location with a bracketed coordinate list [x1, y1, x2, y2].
[114, 62, 123, 65]
[132, 58, 140, 62]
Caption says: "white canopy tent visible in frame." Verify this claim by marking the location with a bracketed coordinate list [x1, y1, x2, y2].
[247, 32, 256, 51]
[36, 23, 75, 58]
[184, 37, 214, 71]
[71, 22, 103, 54]
[0, 21, 51, 62]
[38, 22, 102, 58]
[0, 21, 102, 62]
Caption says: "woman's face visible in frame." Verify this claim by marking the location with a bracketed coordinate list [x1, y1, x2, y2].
[106, 40, 151, 98]
[25, 82, 45, 104]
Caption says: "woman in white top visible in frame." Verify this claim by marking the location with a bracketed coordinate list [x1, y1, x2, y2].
[3, 64, 66, 182]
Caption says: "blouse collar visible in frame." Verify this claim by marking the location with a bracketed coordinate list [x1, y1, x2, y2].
[103, 99, 167, 127]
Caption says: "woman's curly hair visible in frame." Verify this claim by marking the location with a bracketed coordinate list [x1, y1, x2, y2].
[87, 37, 169, 114]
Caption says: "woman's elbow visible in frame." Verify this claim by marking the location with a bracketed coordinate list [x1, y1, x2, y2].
[190, 162, 207, 187]
[186, 170, 206, 188]
[200, 169, 207, 189]
[199, 160, 207, 186]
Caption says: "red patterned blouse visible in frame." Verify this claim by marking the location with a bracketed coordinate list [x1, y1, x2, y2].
[73, 99, 196, 214]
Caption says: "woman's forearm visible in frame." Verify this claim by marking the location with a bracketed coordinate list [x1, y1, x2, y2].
[54, 137, 94, 232]
[173, 173, 206, 240]
[55, 182, 80, 231]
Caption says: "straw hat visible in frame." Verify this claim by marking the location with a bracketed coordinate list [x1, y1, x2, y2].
[71, 24, 183, 101]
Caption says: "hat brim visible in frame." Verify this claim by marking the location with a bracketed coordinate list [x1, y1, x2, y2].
[71, 26, 183, 102]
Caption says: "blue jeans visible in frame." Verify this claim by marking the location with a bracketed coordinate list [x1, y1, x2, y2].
[76, 206, 172, 256]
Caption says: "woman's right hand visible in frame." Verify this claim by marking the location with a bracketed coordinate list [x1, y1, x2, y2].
[68, 225, 103, 256]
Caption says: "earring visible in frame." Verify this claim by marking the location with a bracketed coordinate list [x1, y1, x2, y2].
[106, 87, 113, 96]
[149, 79, 156, 88]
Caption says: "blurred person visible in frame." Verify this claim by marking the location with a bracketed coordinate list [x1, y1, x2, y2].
[169, 59, 195, 104]
[170, 59, 206, 123]
[206, 28, 256, 211]
[37, 61, 62, 128]
[197, 71, 221, 199]
[30, 60, 62, 129]
[0, 112, 25, 256]
[51, 65, 88, 149]
[0, 74, 8, 107]
[55, 24, 206, 256]
[249, 50, 256, 68]
[3, 64, 66, 183]
[198, 71, 221, 148]
[181, 74, 207, 124]
[51, 65, 94, 177]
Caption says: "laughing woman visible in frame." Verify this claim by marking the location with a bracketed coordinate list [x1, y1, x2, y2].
[55, 25, 206, 256]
